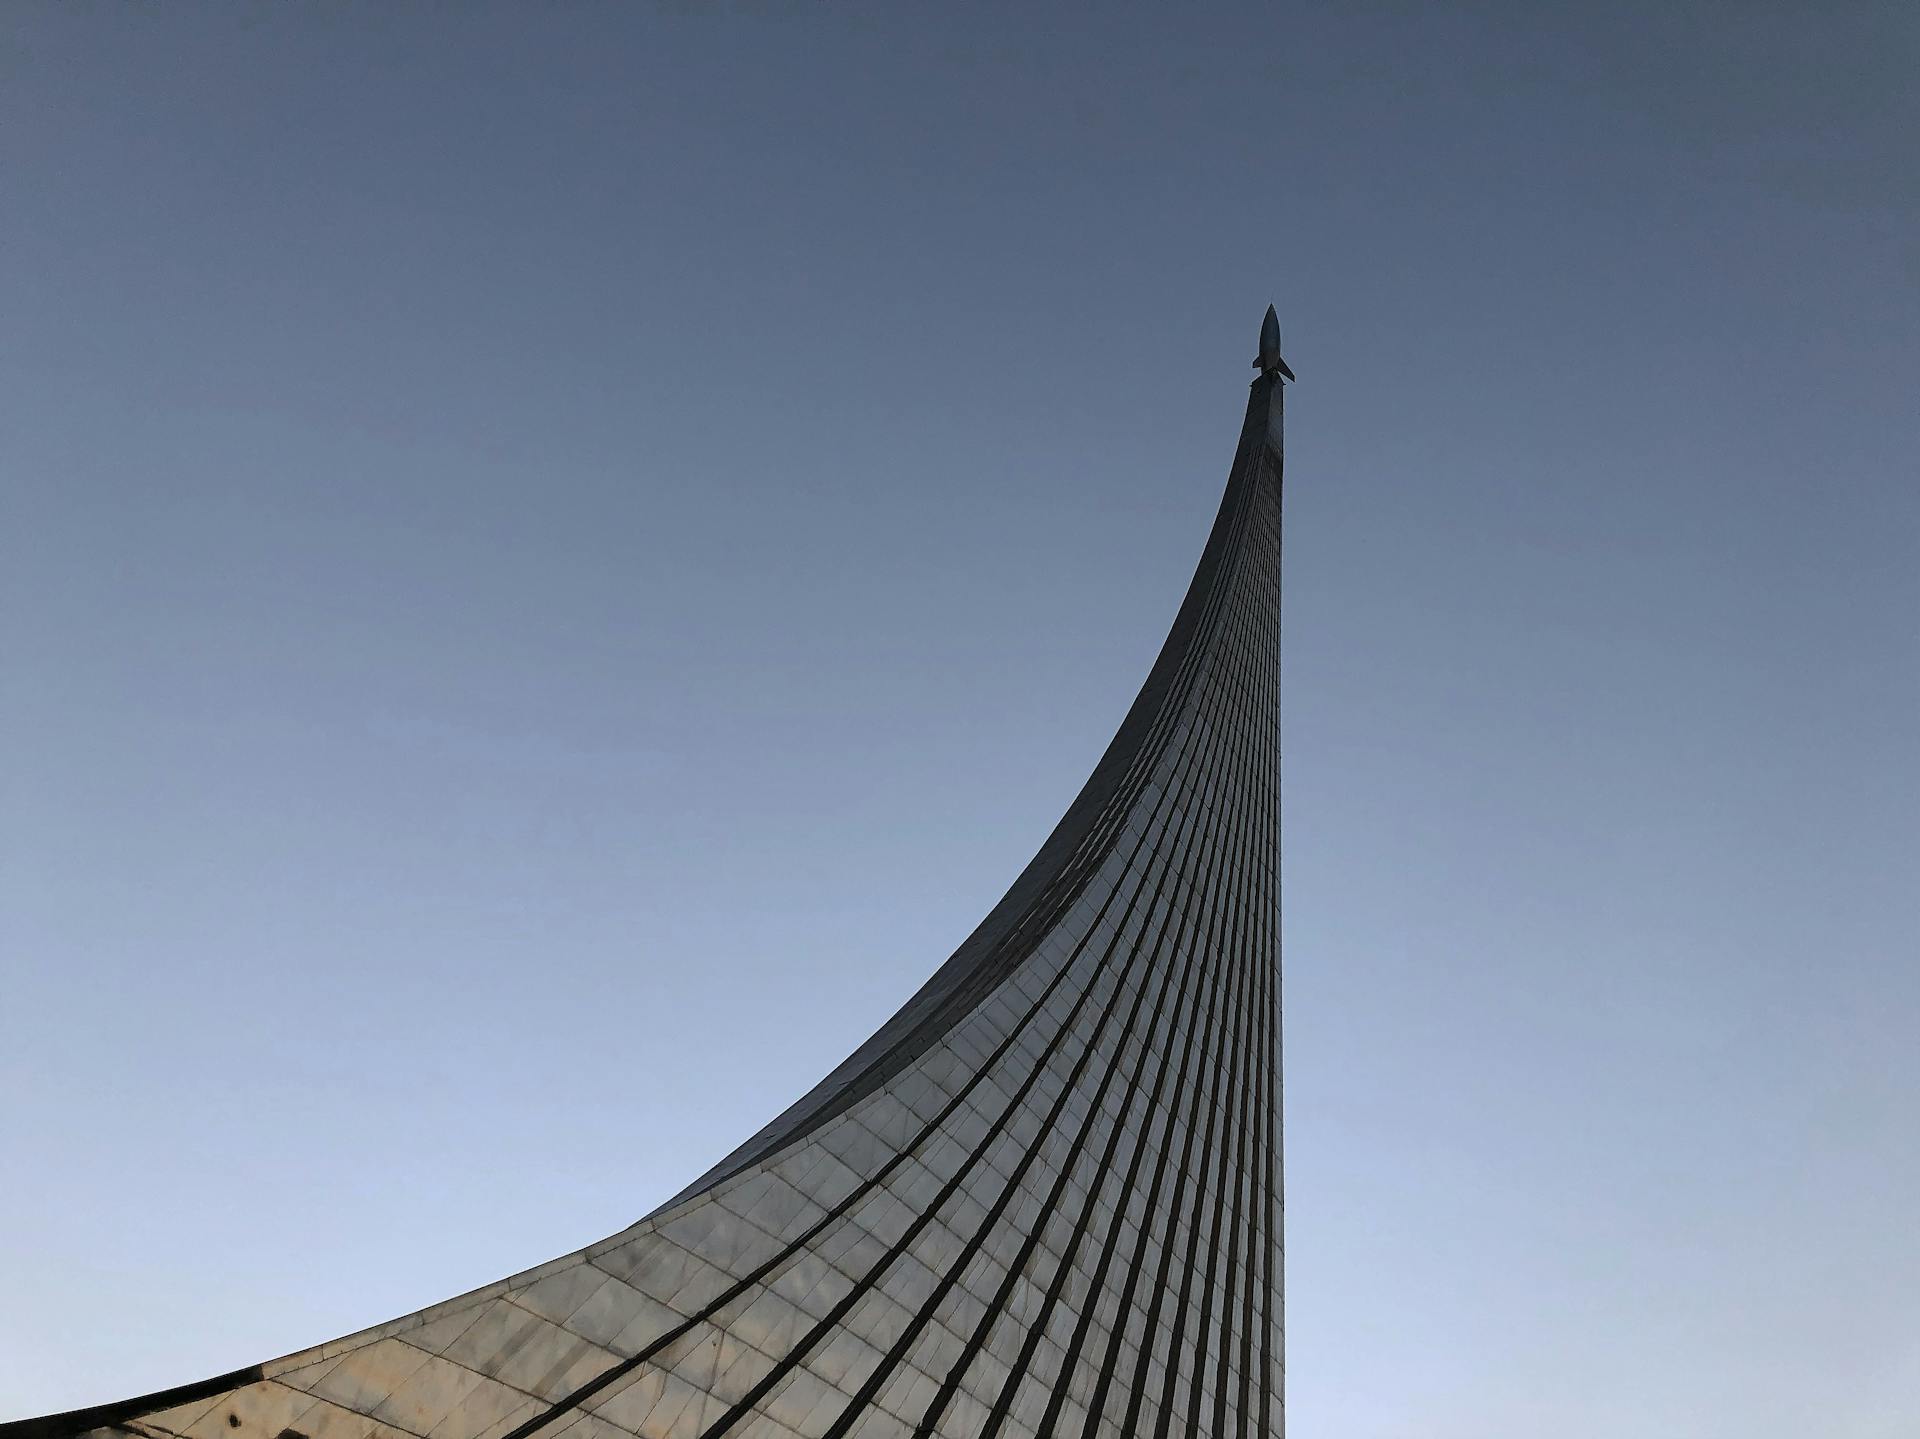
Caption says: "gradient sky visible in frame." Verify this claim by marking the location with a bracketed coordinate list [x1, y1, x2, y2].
[3, 4, 1917, 1436]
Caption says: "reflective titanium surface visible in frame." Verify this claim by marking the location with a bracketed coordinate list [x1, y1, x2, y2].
[6, 363, 1285, 1439]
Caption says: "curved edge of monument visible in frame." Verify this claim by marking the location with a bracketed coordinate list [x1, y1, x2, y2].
[1, 368, 1285, 1439]
[659, 370, 1286, 1207]
[0, 1371, 268, 1439]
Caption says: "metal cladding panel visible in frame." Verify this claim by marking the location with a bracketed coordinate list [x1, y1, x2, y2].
[7, 372, 1285, 1439]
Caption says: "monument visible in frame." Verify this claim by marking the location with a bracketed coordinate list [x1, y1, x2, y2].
[6, 309, 1292, 1439]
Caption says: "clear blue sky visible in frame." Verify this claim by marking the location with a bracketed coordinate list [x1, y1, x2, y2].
[3, 4, 1916, 1435]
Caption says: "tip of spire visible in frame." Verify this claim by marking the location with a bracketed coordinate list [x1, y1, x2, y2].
[1253, 303, 1295, 383]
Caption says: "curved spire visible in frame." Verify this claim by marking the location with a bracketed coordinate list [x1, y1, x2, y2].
[5, 329, 1286, 1439]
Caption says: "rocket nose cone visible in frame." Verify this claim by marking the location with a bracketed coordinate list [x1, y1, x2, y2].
[1257, 304, 1282, 370]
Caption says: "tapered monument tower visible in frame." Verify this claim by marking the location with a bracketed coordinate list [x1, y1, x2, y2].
[7, 312, 1291, 1439]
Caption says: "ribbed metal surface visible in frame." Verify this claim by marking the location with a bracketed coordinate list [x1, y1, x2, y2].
[5, 372, 1284, 1439]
